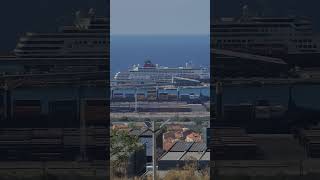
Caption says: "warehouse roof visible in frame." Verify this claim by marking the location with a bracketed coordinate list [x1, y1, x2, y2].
[170, 141, 194, 152]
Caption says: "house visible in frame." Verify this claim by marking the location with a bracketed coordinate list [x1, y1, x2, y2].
[186, 132, 202, 142]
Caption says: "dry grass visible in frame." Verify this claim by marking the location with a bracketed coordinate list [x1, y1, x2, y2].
[139, 160, 209, 180]
[162, 162, 209, 180]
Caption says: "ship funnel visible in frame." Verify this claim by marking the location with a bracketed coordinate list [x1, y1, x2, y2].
[242, 5, 249, 20]
[88, 8, 96, 18]
[88, 8, 96, 17]
[185, 61, 193, 69]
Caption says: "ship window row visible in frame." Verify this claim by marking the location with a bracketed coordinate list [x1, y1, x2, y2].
[74, 40, 107, 45]
[294, 27, 312, 31]
[217, 39, 254, 43]
[213, 28, 284, 33]
[16, 51, 62, 54]
[132, 72, 195, 75]
[300, 49, 318, 52]
[137, 69, 194, 72]
[17, 46, 61, 50]
[20, 41, 64, 44]
[212, 34, 273, 37]
[215, 39, 287, 44]
[63, 30, 108, 33]
[17, 55, 108, 58]
[213, 29, 260, 33]
[213, 24, 291, 28]
[214, 43, 285, 48]
[296, 45, 317, 49]
[134, 72, 193, 76]
[32, 35, 107, 38]
[89, 25, 109, 29]
[216, 39, 286, 44]
[292, 39, 312, 43]
[295, 23, 312, 27]
[252, 19, 295, 23]
[69, 51, 107, 54]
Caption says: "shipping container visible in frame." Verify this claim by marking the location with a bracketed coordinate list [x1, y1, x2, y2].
[137, 93, 145, 101]
[159, 93, 169, 101]
[180, 94, 190, 101]
[168, 94, 178, 101]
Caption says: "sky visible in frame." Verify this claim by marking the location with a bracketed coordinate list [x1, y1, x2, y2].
[111, 0, 210, 35]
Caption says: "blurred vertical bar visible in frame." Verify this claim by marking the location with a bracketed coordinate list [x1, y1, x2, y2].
[0, 0, 110, 179]
[209, 0, 320, 179]
[209, 1, 215, 179]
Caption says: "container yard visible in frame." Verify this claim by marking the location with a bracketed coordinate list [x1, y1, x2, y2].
[111, 86, 209, 103]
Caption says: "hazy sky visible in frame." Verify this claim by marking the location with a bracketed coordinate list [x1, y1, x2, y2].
[111, 0, 210, 35]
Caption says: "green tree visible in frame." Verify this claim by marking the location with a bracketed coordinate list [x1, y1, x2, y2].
[110, 129, 141, 177]
[128, 122, 136, 129]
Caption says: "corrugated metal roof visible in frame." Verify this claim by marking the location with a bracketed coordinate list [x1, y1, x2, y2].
[170, 141, 193, 152]
[181, 152, 204, 160]
[161, 152, 185, 161]
[189, 142, 207, 152]
[200, 152, 210, 161]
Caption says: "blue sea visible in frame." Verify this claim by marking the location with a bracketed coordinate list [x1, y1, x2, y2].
[110, 35, 210, 75]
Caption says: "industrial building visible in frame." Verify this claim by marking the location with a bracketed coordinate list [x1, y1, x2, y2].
[129, 128, 163, 162]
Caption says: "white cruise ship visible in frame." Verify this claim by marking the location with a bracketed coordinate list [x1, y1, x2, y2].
[113, 60, 209, 85]
[0, 9, 108, 77]
[212, 5, 320, 68]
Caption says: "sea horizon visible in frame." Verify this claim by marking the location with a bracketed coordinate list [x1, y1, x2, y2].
[110, 34, 210, 75]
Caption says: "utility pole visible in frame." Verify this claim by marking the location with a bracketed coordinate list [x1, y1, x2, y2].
[145, 118, 172, 180]
[152, 119, 157, 180]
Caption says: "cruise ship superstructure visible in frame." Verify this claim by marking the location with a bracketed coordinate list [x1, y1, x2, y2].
[113, 60, 210, 85]
[212, 6, 320, 68]
[0, 9, 108, 84]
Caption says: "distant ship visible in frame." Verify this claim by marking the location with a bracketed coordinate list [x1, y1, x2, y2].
[212, 5, 320, 68]
[113, 60, 210, 85]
